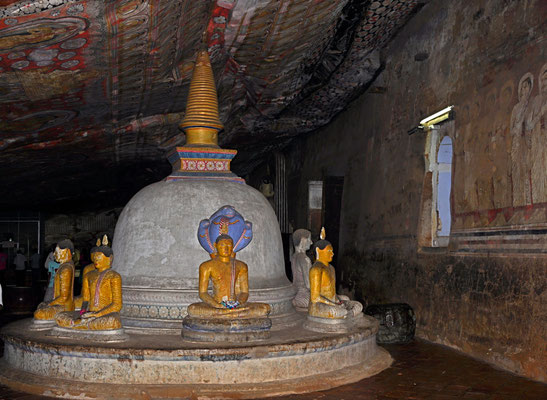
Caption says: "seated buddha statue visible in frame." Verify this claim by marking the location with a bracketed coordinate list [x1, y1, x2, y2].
[55, 241, 122, 330]
[187, 234, 270, 319]
[308, 228, 362, 320]
[34, 239, 75, 321]
[74, 237, 103, 310]
[291, 229, 313, 310]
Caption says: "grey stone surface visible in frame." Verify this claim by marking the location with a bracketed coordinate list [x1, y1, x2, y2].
[0, 317, 391, 398]
[112, 179, 296, 330]
[28, 319, 55, 331]
[304, 313, 369, 334]
[182, 316, 272, 342]
[48, 327, 129, 343]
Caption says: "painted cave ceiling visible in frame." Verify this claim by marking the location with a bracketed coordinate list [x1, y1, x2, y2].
[0, 0, 423, 211]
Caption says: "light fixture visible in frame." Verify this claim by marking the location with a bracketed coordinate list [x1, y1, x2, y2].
[419, 105, 454, 128]
[408, 105, 454, 135]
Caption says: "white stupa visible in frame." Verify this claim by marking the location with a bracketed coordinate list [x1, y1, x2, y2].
[111, 50, 296, 332]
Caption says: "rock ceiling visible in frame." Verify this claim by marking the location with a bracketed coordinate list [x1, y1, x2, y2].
[0, 0, 422, 211]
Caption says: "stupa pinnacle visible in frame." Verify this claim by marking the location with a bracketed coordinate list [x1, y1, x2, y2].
[167, 49, 242, 183]
[180, 49, 224, 148]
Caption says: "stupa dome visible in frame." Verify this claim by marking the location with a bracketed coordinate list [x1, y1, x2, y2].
[112, 179, 295, 330]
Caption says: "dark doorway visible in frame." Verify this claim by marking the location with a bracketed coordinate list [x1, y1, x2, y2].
[323, 176, 344, 267]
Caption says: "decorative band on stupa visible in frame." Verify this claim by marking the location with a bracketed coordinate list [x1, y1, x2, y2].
[166, 49, 244, 183]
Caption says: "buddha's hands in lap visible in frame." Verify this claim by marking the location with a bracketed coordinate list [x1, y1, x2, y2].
[228, 305, 249, 312]
[207, 301, 248, 311]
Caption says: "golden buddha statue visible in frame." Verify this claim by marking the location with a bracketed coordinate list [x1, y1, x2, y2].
[187, 235, 270, 319]
[308, 228, 362, 319]
[34, 239, 75, 320]
[55, 240, 122, 330]
[74, 237, 102, 310]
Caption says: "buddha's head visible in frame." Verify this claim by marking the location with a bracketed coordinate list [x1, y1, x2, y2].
[314, 227, 333, 264]
[215, 234, 234, 259]
[293, 229, 312, 252]
[518, 73, 533, 102]
[54, 239, 74, 263]
[315, 242, 334, 265]
[94, 246, 113, 270]
[90, 238, 101, 264]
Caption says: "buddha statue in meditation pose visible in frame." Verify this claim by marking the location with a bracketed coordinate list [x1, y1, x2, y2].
[187, 234, 270, 319]
[34, 239, 75, 320]
[55, 240, 122, 330]
[291, 229, 313, 310]
[74, 237, 103, 310]
[308, 228, 362, 319]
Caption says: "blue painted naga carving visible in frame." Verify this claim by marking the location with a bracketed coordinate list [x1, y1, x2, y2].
[197, 205, 253, 254]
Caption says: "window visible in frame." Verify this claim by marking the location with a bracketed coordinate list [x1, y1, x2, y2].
[418, 126, 454, 248]
[308, 180, 323, 237]
[435, 136, 453, 245]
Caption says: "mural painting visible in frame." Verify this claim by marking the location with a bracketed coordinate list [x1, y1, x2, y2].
[453, 60, 547, 231]
[0, 3, 94, 139]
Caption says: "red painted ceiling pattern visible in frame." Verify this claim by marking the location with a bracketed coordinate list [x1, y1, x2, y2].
[0, 0, 420, 210]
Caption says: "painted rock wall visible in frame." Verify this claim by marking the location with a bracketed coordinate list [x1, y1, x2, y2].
[285, 0, 546, 382]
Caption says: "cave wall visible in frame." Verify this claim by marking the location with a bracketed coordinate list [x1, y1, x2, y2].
[44, 208, 121, 256]
[284, 0, 546, 382]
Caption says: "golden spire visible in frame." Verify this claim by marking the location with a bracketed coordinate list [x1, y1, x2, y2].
[180, 49, 224, 147]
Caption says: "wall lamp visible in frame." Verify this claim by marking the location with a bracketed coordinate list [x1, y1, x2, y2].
[408, 105, 454, 135]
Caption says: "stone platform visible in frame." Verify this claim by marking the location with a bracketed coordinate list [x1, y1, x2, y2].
[182, 316, 272, 342]
[0, 314, 391, 399]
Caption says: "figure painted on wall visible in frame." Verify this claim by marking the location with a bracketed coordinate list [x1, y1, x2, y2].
[510, 72, 533, 207]
[491, 80, 514, 210]
[462, 99, 480, 213]
[476, 88, 498, 210]
[529, 63, 547, 204]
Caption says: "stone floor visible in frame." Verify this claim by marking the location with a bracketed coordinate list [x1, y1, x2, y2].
[0, 336, 545, 400]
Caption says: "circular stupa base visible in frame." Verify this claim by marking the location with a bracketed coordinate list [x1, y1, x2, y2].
[0, 315, 392, 399]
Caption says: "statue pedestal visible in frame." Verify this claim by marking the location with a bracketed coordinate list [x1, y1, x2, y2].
[182, 316, 271, 342]
[303, 313, 367, 334]
[48, 326, 129, 343]
[28, 319, 55, 331]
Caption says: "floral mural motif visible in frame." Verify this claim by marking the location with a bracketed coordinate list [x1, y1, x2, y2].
[0, 17, 86, 52]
